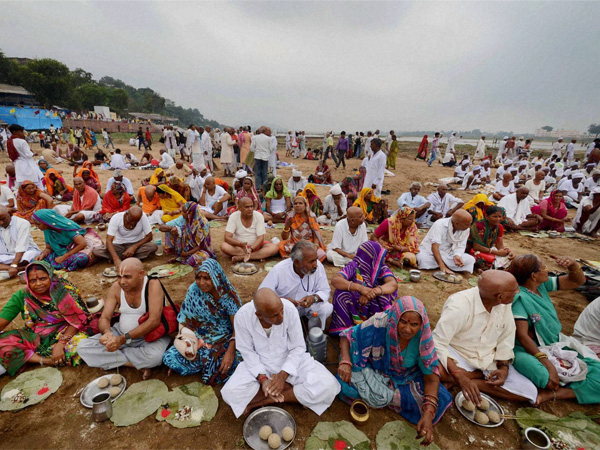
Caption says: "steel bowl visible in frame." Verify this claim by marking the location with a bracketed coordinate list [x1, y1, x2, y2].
[409, 269, 421, 282]
[522, 427, 551, 449]
[17, 271, 26, 284]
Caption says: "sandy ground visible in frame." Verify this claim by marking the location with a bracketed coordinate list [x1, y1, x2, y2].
[1, 136, 599, 450]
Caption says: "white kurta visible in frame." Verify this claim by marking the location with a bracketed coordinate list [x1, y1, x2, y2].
[417, 218, 475, 272]
[12, 138, 43, 188]
[110, 154, 129, 170]
[221, 300, 340, 417]
[259, 259, 332, 329]
[474, 139, 486, 159]
[317, 194, 348, 225]
[573, 193, 600, 233]
[427, 192, 461, 217]
[363, 150, 386, 197]
[220, 133, 234, 165]
[498, 193, 532, 225]
[269, 135, 278, 174]
[326, 219, 368, 267]
[0, 216, 41, 264]
[288, 177, 308, 195]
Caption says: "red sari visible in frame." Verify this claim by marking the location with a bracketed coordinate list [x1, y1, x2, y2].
[100, 190, 131, 215]
[531, 191, 568, 232]
[416, 135, 428, 160]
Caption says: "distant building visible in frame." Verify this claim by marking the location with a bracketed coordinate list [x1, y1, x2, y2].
[0, 84, 37, 106]
[535, 128, 586, 138]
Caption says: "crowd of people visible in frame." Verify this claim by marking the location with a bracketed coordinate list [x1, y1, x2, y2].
[1, 122, 600, 446]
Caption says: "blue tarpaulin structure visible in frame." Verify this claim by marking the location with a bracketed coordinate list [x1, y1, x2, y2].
[0, 106, 62, 130]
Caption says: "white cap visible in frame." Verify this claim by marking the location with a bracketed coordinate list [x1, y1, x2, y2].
[329, 184, 342, 195]
[292, 169, 302, 177]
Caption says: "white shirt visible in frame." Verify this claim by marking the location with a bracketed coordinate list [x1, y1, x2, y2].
[187, 174, 204, 200]
[419, 217, 470, 258]
[585, 176, 599, 192]
[109, 153, 128, 170]
[106, 177, 134, 195]
[161, 152, 175, 167]
[525, 179, 546, 200]
[225, 211, 265, 243]
[454, 164, 470, 179]
[201, 131, 213, 158]
[288, 177, 308, 194]
[560, 179, 584, 200]
[573, 296, 600, 347]
[322, 194, 347, 219]
[107, 212, 151, 245]
[565, 142, 575, 157]
[427, 192, 461, 216]
[551, 142, 563, 157]
[250, 133, 273, 161]
[494, 180, 516, 196]
[203, 185, 227, 210]
[0, 185, 15, 206]
[363, 150, 386, 196]
[433, 287, 515, 371]
[12, 138, 43, 185]
[327, 219, 368, 254]
[0, 216, 39, 254]
[498, 193, 532, 225]
[259, 258, 331, 303]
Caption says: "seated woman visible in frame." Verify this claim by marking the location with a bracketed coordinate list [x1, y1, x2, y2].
[463, 193, 493, 223]
[44, 168, 73, 201]
[33, 209, 102, 271]
[169, 176, 191, 201]
[38, 159, 52, 178]
[300, 183, 323, 216]
[372, 207, 419, 268]
[0, 261, 99, 376]
[530, 190, 568, 232]
[146, 168, 168, 186]
[157, 184, 186, 222]
[341, 176, 359, 206]
[573, 188, 600, 237]
[337, 297, 452, 446]
[75, 161, 101, 194]
[278, 196, 327, 261]
[467, 205, 513, 272]
[353, 187, 388, 224]
[98, 181, 130, 223]
[162, 259, 241, 384]
[14, 181, 55, 223]
[508, 254, 600, 405]
[330, 241, 398, 335]
[265, 176, 292, 224]
[311, 160, 333, 184]
[159, 202, 215, 267]
[235, 177, 261, 211]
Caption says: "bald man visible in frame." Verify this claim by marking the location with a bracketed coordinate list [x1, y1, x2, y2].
[433, 271, 538, 405]
[0, 205, 40, 278]
[417, 209, 476, 273]
[54, 176, 101, 223]
[78, 258, 169, 379]
[92, 206, 157, 267]
[221, 288, 340, 418]
[138, 185, 163, 225]
[498, 187, 542, 231]
[327, 206, 368, 267]
[199, 176, 230, 219]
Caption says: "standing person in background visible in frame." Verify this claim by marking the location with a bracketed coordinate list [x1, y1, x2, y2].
[387, 134, 399, 169]
[496, 136, 509, 165]
[0, 124, 8, 152]
[7, 125, 44, 189]
[505, 136, 516, 160]
[102, 128, 109, 148]
[136, 127, 148, 151]
[363, 139, 386, 198]
[191, 126, 203, 168]
[145, 127, 152, 151]
[299, 131, 307, 158]
[251, 127, 272, 192]
[415, 134, 428, 161]
[354, 132, 363, 159]
[364, 131, 373, 158]
[220, 127, 236, 177]
[565, 139, 577, 165]
[269, 129, 278, 177]
[184, 124, 195, 161]
[428, 132, 441, 167]
[335, 131, 349, 169]
[285, 130, 292, 157]
[474, 136, 486, 162]
[202, 126, 214, 172]
[551, 137, 564, 159]
[238, 127, 252, 173]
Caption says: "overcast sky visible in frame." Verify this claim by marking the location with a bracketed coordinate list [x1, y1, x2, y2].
[2, 1, 598, 133]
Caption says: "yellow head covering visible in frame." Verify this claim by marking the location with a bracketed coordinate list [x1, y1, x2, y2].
[353, 187, 380, 221]
[463, 193, 493, 221]
[149, 168, 166, 185]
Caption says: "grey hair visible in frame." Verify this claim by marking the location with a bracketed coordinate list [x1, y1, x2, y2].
[290, 240, 316, 262]
[410, 181, 422, 189]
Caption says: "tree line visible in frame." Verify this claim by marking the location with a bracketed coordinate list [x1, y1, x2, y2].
[0, 49, 221, 128]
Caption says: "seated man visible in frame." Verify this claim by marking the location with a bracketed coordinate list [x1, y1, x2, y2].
[159, 148, 175, 169]
[585, 169, 600, 194]
[125, 152, 139, 167]
[287, 169, 308, 196]
[417, 209, 475, 274]
[461, 165, 483, 190]
[480, 159, 492, 183]
[199, 176, 230, 219]
[67, 146, 88, 166]
[138, 185, 163, 225]
[524, 170, 546, 203]
[317, 184, 347, 225]
[0, 184, 16, 212]
[397, 182, 431, 226]
[0, 205, 41, 279]
[221, 288, 340, 417]
[109, 148, 129, 170]
[92, 206, 158, 268]
[259, 240, 332, 330]
[221, 197, 279, 262]
[560, 172, 585, 204]
[573, 295, 600, 356]
[77, 258, 170, 380]
[166, 159, 192, 181]
[107, 169, 135, 198]
[433, 271, 538, 405]
[492, 172, 516, 201]
[498, 187, 542, 231]
[94, 147, 109, 165]
[495, 159, 513, 181]
[326, 206, 368, 267]
[54, 177, 101, 224]
[427, 184, 464, 222]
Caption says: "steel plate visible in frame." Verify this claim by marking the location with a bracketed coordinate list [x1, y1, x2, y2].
[454, 392, 505, 428]
[242, 406, 296, 450]
[80, 374, 127, 408]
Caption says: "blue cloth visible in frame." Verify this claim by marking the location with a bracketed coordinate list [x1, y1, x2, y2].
[397, 192, 428, 223]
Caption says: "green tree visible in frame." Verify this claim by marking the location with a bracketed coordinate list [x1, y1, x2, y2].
[541, 126, 553, 132]
[588, 124, 600, 137]
[71, 68, 94, 88]
[74, 83, 107, 109]
[19, 58, 71, 107]
[109, 88, 129, 113]
[0, 50, 20, 85]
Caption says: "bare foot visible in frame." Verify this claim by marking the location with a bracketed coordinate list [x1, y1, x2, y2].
[535, 390, 555, 406]
[232, 255, 245, 263]
[141, 368, 152, 380]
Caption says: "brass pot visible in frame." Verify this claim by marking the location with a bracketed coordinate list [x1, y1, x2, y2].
[350, 399, 369, 424]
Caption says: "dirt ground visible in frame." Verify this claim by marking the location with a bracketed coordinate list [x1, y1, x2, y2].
[1, 135, 599, 450]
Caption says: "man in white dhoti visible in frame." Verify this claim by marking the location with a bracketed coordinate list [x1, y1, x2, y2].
[461, 165, 483, 190]
[495, 136, 509, 165]
[220, 127, 236, 177]
[184, 124, 195, 159]
[427, 184, 464, 222]
[54, 177, 101, 223]
[515, 137, 526, 156]
[417, 209, 475, 273]
[159, 149, 175, 170]
[317, 184, 347, 225]
[584, 169, 600, 193]
[565, 139, 577, 165]
[202, 126, 214, 172]
[78, 258, 170, 380]
[288, 169, 308, 195]
[191, 126, 203, 167]
[109, 149, 130, 170]
[363, 138, 386, 197]
[433, 270, 538, 405]
[7, 125, 43, 189]
[269, 129, 278, 177]
[199, 176, 230, 219]
[221, 288, 340, 417]
[259, 240, 333, 330]
[573, 188, 600, 237]
[326, 207, 368, 267]
[397, 182, 431, 225]
[107, 169, 135, 196]
[0, 206, 40, 279]
[285, 131, 292, 156]
[560, 173, 585, 203]
[498, 187, 542, 231]
[492, 173, 516, 201]
[573, 295, 600, 355]
[551, 138, 564, 158]
[473, 136, 487, 161]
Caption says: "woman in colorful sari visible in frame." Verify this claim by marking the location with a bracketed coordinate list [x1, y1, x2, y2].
[330, 241, 399, 334]
[353, 187, 388, 224]
[235, 177, 261, 211]
[14, 181, 54, 223]
[157, 184, 186, 222]
[299, 183, 324, 216]
[373, 207, 419, 268]
[415, 135, 428, 161]
[463, 193, 494, 222]
[159, 202, 215, 267]
[265, 176, 292, 224]
[279, 196, 327, 261]
[312, 160, 333, 184]
[75, 161, 101, 193]
[162, 259, 241, 384]
[147, 168, 168, 186]
[531, 190, 568, 232]
[38, 159, 51, 176]
[386, 135, 399, 169]
[467, 205, 513, 271]
[337, 297, 452, 446]
[69, 128, 76, 145]
[32, 209, 101, 271]
[44, 168, 73, 201]
[508, 254, 600, 405]
[341, 176, 359, 206]
[84, 128, 93, 149]
[98, 181, 130, 222]
[0, 261, 99, 376]
[168, 176, 191, 201]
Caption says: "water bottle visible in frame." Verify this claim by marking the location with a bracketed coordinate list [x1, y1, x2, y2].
[307, 311, 321, 330]
[154, 229, 164, 256]
[307, 327, 327, 363]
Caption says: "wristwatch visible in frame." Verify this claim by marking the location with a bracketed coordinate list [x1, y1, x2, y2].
[10, 264, 18, 268]
[313, 295, 320, 303]
[124, 333, 132, 345]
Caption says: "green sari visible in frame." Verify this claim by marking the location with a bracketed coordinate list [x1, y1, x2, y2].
[512, 277, 600, 403]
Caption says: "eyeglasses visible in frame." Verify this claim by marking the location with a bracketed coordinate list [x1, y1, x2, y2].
[536, 265, 548, 273]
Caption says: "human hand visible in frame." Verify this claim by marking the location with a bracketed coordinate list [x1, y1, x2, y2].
[170, 226, 179, 237]
[416, 414, 434, 446]
[441, 265, 454, 275]
[485, 367, 508, 387]
[338, 363, 352, 384]
[8, 266, 18, 278]
[266, 371, 288, 398]
[457, 374, 482, 405]
[218, 346, 235, 375]
[105, 334, 125, 352]
[543, 359, 561, 391]
[358, 294, 370, 306]
[51, 342, 66, 366]
[54, 255, 66, 265]
[552, 255, 578, 271]
[99, 332, 113, 345]
[453, 255, 464, 267]
[122, 247, 136, 258]
[298, 295, 315, 308]
[114, 259, 122, 271]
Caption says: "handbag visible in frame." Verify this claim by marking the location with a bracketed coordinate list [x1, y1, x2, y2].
[138, 277, 180, 342]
